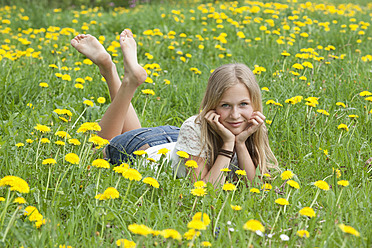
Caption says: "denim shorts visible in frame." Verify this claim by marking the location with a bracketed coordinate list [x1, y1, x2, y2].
[105, 125, 180, 165]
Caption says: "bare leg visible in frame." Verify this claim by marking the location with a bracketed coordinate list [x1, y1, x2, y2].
[70, 33, 144, 137]
[96, 29, 146, 140]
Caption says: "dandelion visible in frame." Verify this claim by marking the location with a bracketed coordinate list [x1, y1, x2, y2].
[280, 170, 294, 180]
[183, 229, 201, 240]
[42, 158, 57, 165]
[160, 229, 182, 241]
[54, 140, 65, 146]
[142, 89, 155, 95]
[191, 187, 207, 197]
[92, 159, 110, 169]
[143, 177, 159, 188]
[65, 153, 80, 164]
[338, 180, 349, 187]
[122, 168, 142, 181]
[176, 150, 189, 158]
[220, 168, 231, 172]
[296, 230, 310, 238]
[201, 241, 212, 247]
[83, 100, 94, 107]
[39, 82, 49, 88]
[0, 197, 4, 202]
[157, 148, 170, 155]
[275, 198, 289, 206]
[128, 223, 153, 236]
[115, 239, 136, 248]
[299, 207, 316, 218]
[26, 139, 34, 144]
[89, 135, 109, 147]
[133, 150, 147, 156]
[68, 139, 81, 146]
[359, 91, 372, 96]
[103, 187, 120, 199]
[338, 224, 360, 237]
[261, 183, 272, 191]
[55, 131, 71, 139]
[0, 175, 30, 193]
[243, 219, 265, 232]
[336, 102, 346, 108]
[97, 97, 106, 104]
[337, 123, 349, 131]
[192, 212, 211, 226]
[14, 197, 26, 204]
[230, 205, 242, 211]
[222, 182, 236, 191]
[314, 180, 330, 190]
[185, 160, 198, 168]
[287, 180, 300, 189]
[317, 109, 330, 116]
[235, 170, 246, 176]
[194, 181, 206, 188]
[187, 220, 207, 230]
[16, 143, 24, 147]
[34, 124, 51, 133]
[250, 188, 260, 193]
[40, 138, 50, 144]
[77, 122, 101, 133]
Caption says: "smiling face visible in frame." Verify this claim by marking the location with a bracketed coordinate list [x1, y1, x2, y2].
[215, 83, 253, 135]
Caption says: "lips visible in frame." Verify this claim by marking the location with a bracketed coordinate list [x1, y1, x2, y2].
[228, 122, 243, 128]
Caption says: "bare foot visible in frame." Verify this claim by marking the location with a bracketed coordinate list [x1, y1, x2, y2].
[71, 34, 113, 76]
[119, 29, 147, 86]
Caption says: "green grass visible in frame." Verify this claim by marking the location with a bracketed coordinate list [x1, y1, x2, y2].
[0, 0, 371, 247]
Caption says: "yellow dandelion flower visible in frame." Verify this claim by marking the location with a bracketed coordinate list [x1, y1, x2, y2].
[281, 170, 294, 180]
[88, 135, 109, 147]
[68, 139, 81, 145]
[77, 122, 101, 133]
[337, 180, 349, 187]
[187, 220, 207, 230]
[0, 197, 5, 202]
[42, 158, 57, 165]
[39, 82, 49, 88]
[222, 182, 236, 191]
[287, 180, 300, 189]
[122, 168, 142, 181]
[55, 131, 71, 139]
[235, 170, 246, 176]
[54, 140, 65, 146]
[359, 91, 372, 96]
[34, 124, 51, 133]
[337, 123, 349, 131]
[40, 138, 50, 144]
[261, 183, 272, 191]
[183, 229, 200, 240]
[194, 181, 206, 188]
[243, 219, 265, 232]
[157, 148, 170, 154]
[250, 188, 260, 193]
[133, 150, 147, 156]
[336, 102, 346, 108]
[275, 198, 289, 206]
[16, 143, 25, 147]
[192, 212, 210, 226]
[185, 160, 198, 168]
[176, 150, 189, 158]
[103, 187, 119, 199]
[201, 241, 212, 247]
[299, 207, 316, 218]
[313, 180, 330, 190]
[142, 89, 155, 95]
[92, 158, 110, 169]
[191, 187, 207, 197]
[97, 97, 106, 104]
[0, 175, 30, 193]
[338, 224, 360, 237]
[65, 153, 80, 164]
[83, 100, 94, 107]
[146, 158, 156, 163]
[296, 230, 310, 238]
[143, 177, 159, 188]
[160, 229, 182, 241]
[14, 197, 26, 204]
[220, 168, 231, 172]
[230, 205, 242, 211]
[128, 223, 153, 236]
[115, 239, 136, 248]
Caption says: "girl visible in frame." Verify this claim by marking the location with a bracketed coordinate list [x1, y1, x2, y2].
[71, 29, 278, 185]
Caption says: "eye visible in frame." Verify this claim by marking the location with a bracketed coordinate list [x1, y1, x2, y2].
[221, 103, 230, 108]
[240, 102, 249, 106]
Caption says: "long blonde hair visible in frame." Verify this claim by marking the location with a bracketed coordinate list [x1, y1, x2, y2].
[196, 63, 278, 175]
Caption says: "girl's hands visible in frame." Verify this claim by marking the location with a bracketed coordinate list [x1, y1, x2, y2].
[205, 110, 235, 144]
[235, 111, 266, 145]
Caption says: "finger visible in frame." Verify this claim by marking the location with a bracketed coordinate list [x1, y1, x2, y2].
[251, 111, 266, 120]
[251, 115, 265, 124]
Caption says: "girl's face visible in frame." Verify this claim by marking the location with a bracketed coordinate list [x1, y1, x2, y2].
[215, 83, 253, 135]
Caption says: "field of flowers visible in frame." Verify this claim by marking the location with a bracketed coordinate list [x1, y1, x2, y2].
[0, 0, 371, 247]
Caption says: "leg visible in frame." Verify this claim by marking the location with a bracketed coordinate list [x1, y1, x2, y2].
[70, 32, 144, 138]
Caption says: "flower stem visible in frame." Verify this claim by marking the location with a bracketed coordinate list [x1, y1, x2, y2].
[121, 180, 133, 208]
[270, 208, 281, 235]
[134, 188, 150, 207]
[213, 193, 229, 237]
[310, 189, 320, 208]
[247, 232, 254, 248]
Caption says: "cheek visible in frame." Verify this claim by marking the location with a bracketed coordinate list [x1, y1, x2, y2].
[215, 109, 229, 121]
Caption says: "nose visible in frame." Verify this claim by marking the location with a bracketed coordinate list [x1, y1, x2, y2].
[230, 106, 241, 119]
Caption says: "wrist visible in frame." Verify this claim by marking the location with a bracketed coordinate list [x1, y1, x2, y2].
[222, 142, 234, 151]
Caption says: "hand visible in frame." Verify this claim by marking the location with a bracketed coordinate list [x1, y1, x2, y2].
[235, 111, 266, 145]
[204, 110, 235, 144]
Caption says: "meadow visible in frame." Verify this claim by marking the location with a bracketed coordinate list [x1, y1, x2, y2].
[0, 0, 371, 247]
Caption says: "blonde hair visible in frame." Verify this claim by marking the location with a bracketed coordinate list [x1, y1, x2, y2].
[196, 63, 278, 175]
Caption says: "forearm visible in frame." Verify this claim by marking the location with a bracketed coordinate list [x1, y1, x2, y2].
[235, 143, 256, 182]
[199, 142, 234, 186]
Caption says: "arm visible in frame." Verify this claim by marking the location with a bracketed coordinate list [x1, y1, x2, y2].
[235, 111, 266, 182]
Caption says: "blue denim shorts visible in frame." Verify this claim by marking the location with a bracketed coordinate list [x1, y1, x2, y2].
[105, 125, 180, 165]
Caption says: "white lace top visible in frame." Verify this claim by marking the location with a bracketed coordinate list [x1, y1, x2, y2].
[170, 115, 239, 178]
